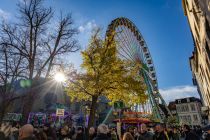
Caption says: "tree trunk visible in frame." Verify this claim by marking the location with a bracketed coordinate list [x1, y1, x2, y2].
[88, 96, 98, 129]
[0, 103, 6, 124]
[21, 91, 34, 124]
[21, 79, 39, 124]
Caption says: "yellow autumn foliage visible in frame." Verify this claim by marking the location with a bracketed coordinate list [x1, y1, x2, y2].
[66, 28, 147, 107]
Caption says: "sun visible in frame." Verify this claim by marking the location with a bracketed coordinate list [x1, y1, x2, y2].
[54, 72, 66, 82]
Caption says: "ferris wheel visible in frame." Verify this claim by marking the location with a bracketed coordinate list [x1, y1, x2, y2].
[106, 17, 172, 122]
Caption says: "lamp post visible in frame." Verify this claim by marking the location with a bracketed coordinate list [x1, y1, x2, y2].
[54, 72, 66, 124]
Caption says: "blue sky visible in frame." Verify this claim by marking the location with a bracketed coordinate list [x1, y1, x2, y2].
[0, 0, 200, 102]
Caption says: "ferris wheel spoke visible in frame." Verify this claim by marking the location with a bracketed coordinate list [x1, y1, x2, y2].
[120, 26, 137, 60]
[115, 34, 135, 61]
[122, 26, 137, 60]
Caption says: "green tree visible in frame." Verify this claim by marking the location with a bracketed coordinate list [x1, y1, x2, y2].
[66, 28, 147, 128]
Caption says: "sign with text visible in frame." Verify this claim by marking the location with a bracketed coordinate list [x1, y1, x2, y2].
[56, 109, 65, 116]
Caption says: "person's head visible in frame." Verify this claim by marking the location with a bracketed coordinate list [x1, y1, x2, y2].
[97, 124, 108, 134]
[128, 127, 134, 134]
[141, 124, 147, 133]
[63, 125, 69, 132]
[61, 128, 68, 136]
[18, 124, 34, 140]
[89, 127, 95, 135]
[35, 131, 47, 140]
[183, 125, 190, 132]
[123, 132, 134, 140]
[167, 127, 172, 132]
[43, 123, 50, 131]
[133, 127, 138, 134]
[77, 127, 83, 134]
[155, 124, 164, 133]
[173, 127, 178, 133]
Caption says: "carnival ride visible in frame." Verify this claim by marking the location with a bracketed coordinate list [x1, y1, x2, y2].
[105, 17, 172, 123]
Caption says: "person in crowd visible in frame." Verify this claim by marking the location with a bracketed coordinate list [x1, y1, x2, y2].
[133, 127, 139, 140]
[69, 126, 75, 139]
[89, 127, 96, 140]
[180, 127, 185, 140]
[137, 123, 153, 140]
[93, 124, 110, 140]
[166, 127, 173, 140]
[153, 124, 168, 140]
[183, 124, 199, 140]
[171, 127, 180, 140]
[75, 127, 84, 140]
[110, 128, 118, 140]
[34, 130, 48, 140]
[58, 125, 71, 140]
[195, 126, 202, 138]
[9, 122, 20, 140]
[0, 131, 6, 140]
[202, 125, 210, 140]
[43, 123, 57, 140]
[123, 132, 134, 140]
[18, 124, 35, 140]
[127, 127, 134, 137]
[0, 122, 12, 140]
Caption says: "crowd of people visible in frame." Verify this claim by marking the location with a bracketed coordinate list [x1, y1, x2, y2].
[0, 121, 210, 140]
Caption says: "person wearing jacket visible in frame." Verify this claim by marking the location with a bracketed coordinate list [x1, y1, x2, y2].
[183, 125, 199, 140]
[153, 124, 168, 140]
[138, 124, 154, 140]
[93, 124, 110, 140]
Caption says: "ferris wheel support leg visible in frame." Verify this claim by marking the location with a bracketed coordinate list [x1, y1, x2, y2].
[142, 71, 163, 122]
[157, 92, 173, 117]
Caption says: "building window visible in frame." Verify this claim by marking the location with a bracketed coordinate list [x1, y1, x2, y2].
[178, 100, 181, 104]
[193, 114, 198, 121]
[184, 105, 189, 112]
[181, 106, 185, 112]
[176, 106, 180, 112]
[191, 104, 196, 111]
[188, 115, 192, 123]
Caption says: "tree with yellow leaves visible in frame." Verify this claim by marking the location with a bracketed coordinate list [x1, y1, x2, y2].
[66, 28, 147, 128]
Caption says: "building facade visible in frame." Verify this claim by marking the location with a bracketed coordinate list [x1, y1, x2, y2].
[182, 0, 210, 117]
[175, 97, 202, 126]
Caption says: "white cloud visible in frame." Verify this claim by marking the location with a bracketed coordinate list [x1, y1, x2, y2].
[18, 0, 24, 3]
[77, 20, 98, 50]
[78, 26, 85, 32]
[159, 85, 200, 103]
[0, 9, 10, 20]
[78, 20, 97, 33]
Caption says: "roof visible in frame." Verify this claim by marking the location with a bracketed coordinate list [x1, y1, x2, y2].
[175, 97, 201, 104]
[113, 118, 151, 124]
